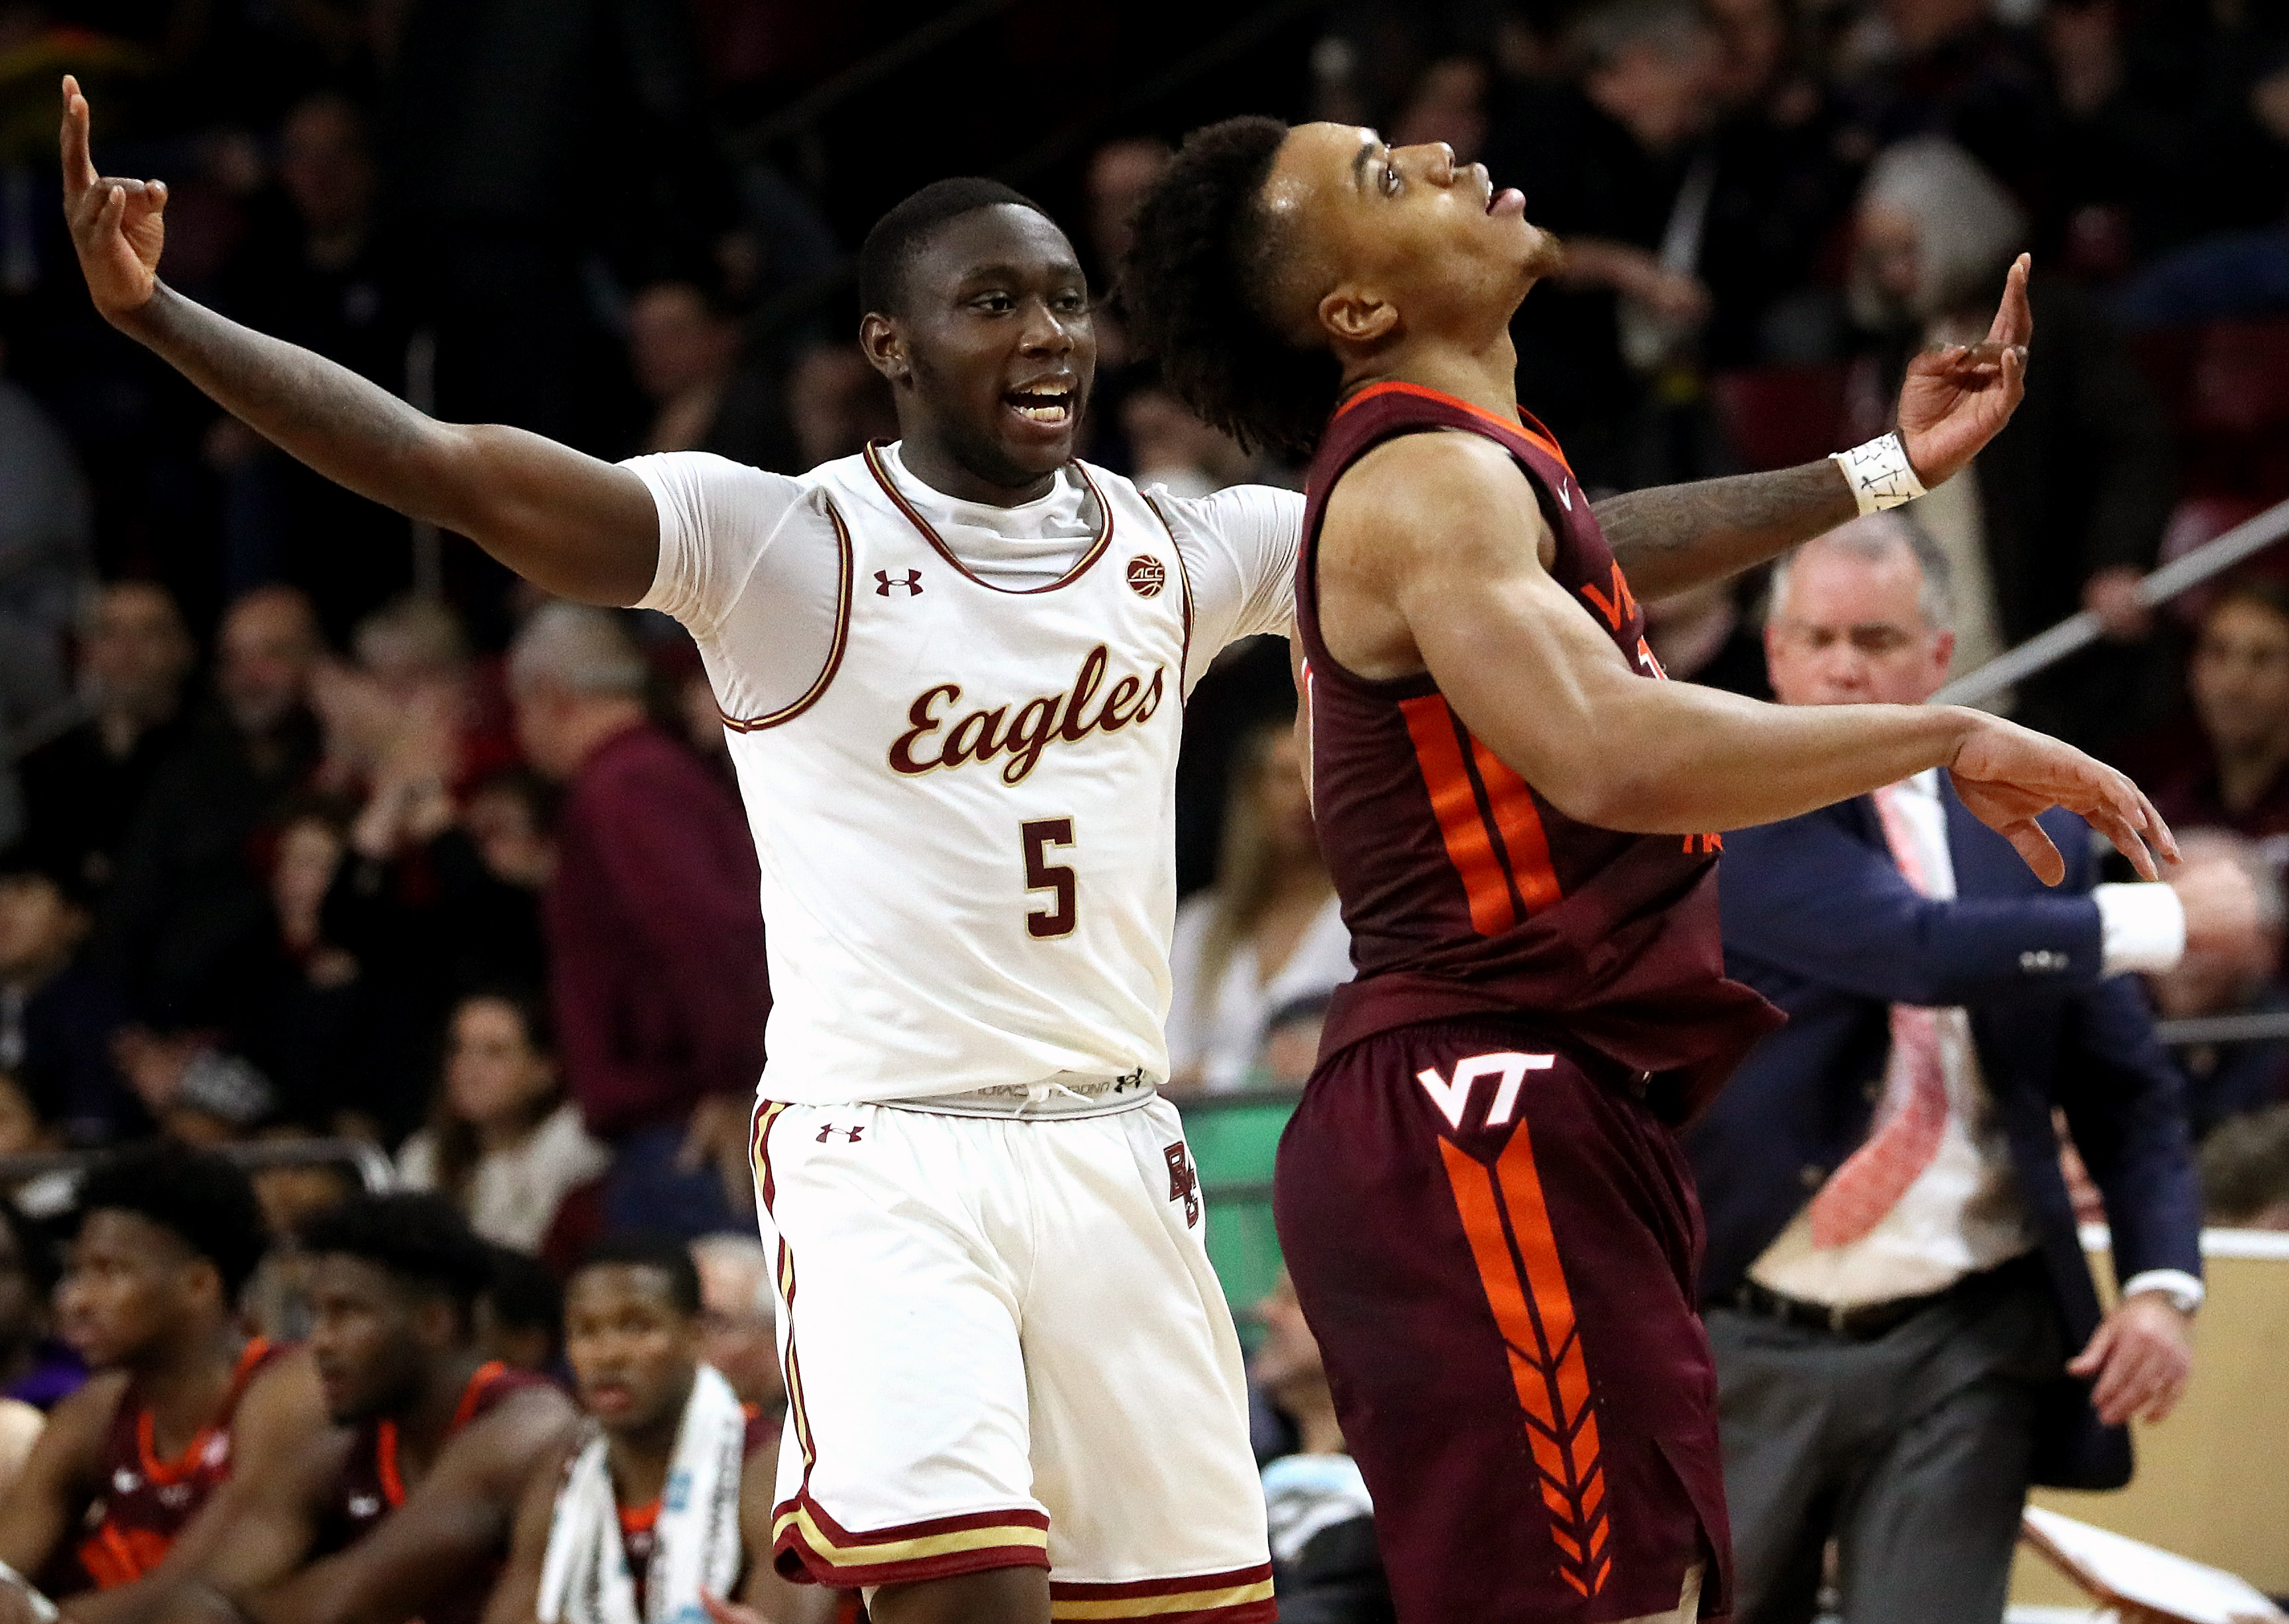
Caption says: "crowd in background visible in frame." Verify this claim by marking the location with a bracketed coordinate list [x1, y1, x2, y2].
[3, 5, 2289, 1525]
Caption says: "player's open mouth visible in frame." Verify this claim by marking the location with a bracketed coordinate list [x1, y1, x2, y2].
[1487, 183, 1525, 217]
[1004, 384, 1075, 427]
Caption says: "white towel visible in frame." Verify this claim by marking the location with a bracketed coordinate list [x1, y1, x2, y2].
[537, 1364, 749, 1624]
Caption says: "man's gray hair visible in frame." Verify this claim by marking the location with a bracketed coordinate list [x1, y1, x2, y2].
[507, 602, 647, 698]
[1850, 136, 2027, 324]
[1770, 511, 1956, 631]
[690, 1232, 774, 1321]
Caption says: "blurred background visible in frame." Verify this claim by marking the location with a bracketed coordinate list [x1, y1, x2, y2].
[2, 0, 2289, 1608]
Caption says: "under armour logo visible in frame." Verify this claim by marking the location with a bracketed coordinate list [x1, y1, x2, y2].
[1165, 1142, 1201, 1228]
[814, 1124, 865, 1144]
[875, 569, 924, 597]
[1417, 1051, 1555, 1133]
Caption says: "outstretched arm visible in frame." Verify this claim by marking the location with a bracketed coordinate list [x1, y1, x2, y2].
[58, 76, 657, 605]
[1592, 256, 2034, 599]
[1326, 430, 2169, 882]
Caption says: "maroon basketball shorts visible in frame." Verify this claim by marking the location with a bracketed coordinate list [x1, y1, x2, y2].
[1275, 1017, 1731, 1623]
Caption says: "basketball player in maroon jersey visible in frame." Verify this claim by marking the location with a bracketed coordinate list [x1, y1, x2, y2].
[1122, 120, 2174, 1623]
[63, 1197, 578, 1624]
[0, 1146, 314, 1609]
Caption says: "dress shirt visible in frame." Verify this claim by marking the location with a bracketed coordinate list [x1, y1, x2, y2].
[1750, 770, 2202, 1311]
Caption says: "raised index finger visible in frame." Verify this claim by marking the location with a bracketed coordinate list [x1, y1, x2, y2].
[59, 75, 97, 197]
[1988, 252, 2032, 349]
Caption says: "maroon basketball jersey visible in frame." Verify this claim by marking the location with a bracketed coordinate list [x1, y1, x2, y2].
[318, 1360, 555, 1624]
[1296, 381, 1780, 1114]
[76, 1339, 287, 1589]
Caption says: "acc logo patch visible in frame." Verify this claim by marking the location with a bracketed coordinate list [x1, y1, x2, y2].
[1126, 556, 1167, 599]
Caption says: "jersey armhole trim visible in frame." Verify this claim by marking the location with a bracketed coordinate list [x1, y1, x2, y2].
[720, 497, 855, 734]
[1140, 492, 1197, 699]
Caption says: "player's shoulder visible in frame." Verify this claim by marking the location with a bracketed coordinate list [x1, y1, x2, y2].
[621, 449, 842, 515]
[1328, 429, 1538, 555]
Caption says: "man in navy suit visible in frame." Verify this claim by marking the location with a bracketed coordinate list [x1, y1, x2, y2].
[1689, 515, 2257, 1624]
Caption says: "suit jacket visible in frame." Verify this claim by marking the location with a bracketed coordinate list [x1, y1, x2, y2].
[1689, 788, 2202, 1490]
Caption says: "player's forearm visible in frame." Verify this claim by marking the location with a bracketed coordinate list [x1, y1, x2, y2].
[1593, 460, 1858, 599]
[115, 283, 484, 534]
[111, 285, 658, 603]
[1520, 683, 1978, 834]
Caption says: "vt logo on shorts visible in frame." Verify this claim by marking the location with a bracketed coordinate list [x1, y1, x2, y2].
[1164, 1142, 1200, 1227]
[875, 569, 924, 597]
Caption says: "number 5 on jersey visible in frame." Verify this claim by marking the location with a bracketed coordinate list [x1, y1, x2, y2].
[1022, 819, 1077, 939]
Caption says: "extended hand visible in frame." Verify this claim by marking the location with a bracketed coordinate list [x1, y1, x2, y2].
[59, 76, 164, 321]
[2067, 1292, 2193, 1427]
[1948, 713, 2175, 884]
[700, 1592, 771, 1624]
[1895, 254, 2032, 487]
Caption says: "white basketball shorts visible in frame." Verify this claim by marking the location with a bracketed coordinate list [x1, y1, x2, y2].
[750, 1094, 1275, 1621]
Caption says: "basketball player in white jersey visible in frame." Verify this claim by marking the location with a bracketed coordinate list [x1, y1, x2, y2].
[59, 75, 2082, 1624]
[58, 77, 1284, 1624]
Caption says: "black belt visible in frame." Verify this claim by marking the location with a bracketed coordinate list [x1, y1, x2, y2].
[1729, 1277, 1952, 1341]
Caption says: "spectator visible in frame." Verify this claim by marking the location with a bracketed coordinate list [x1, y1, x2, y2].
[2148, 582, 2289, 841]
[783, 342, 898, 470]
[0, 848, 133, 1147]
[2200, 1103, 2289, 1228]
[628, 280, 743, 456]
[689, 1232, 783, 1411]
[1479, 0, 1727, 486]
[1837, 0, 2050, 201]
[16, 582, 195, 900]
[510, 605, 768, 1238]
[245, 797, 423, 1140]
[1693, 516, 2221, 1621]
[0, 335, 93, 765]
[1167, 722, 1348, 1095]
[0, 1201, 80, 1413]
[1122, 383, 1253, 499]
[396, 990, 610, 1254]
[1845, 136, 2175, 751]
[2146, 830, 2289, 1137]
[95, 585, 323, 1035]
[1253, 1274, 1393, 1624]
[213, 91, 413, 638]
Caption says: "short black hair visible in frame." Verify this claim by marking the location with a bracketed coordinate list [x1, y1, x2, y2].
[483, 1244, 563, 1348]
[299, 1193, 495, 1317]
[572, 1232, 704, 1316]
[72, 1143, 268, 1301]
[1122, 116, 1342, 460]
[858, 177, 1047, 317]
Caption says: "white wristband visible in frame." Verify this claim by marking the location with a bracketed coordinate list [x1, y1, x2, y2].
[1832, 432, 1929, 516]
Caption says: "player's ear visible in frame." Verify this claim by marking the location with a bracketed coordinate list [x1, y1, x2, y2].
[1318, 283, 1397, 348]
[859, 312, 911, 387]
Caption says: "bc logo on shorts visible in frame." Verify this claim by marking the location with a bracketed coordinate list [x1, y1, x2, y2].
[1165, 1142, 1201, 1227]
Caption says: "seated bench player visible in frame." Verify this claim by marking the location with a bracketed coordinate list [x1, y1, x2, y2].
[6, 1195, 580, 1624]
[0, 1145, 316, 1604]
[486, 1235, 828, 1624]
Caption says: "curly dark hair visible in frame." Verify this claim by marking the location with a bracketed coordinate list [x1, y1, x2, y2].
[73, 1142, 269, 1301]
[1120, 116, 1342, 460]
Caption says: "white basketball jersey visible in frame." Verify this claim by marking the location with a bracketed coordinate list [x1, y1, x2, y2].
[704, 444, 1192, 1106]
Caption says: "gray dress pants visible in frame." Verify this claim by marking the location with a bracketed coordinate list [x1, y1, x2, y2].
[1707, 1258, 2064, 1624]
